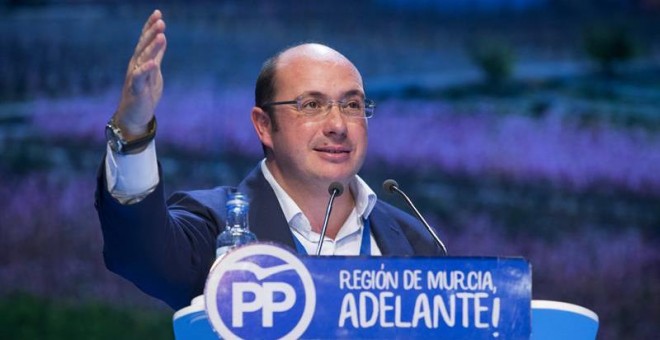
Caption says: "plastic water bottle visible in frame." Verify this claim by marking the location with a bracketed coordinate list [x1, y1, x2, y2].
[215, 192, 257, 258]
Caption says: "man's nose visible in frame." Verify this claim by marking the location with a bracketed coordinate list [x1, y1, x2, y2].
[323, 103, 348, 135]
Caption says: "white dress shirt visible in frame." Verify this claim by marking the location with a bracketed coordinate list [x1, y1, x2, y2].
[259, 160, 380, 256]
[105, 142, 381, 255]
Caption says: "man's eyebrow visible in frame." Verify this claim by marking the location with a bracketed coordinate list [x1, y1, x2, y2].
[300, 91, 325, 97]
[299, 90, 365, 98]
[343, 90, 365, 98]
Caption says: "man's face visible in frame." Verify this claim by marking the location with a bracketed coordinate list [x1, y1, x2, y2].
[256, 47, 368, 192]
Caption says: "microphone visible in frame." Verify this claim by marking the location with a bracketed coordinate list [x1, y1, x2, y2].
[315, 182, 344, 255]
[383, 179, 448, 256]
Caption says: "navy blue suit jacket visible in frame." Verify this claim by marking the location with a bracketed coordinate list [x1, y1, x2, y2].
[95, 164, 443, 310]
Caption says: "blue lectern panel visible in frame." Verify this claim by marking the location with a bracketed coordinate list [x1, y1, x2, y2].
[180, 243, 531, 339]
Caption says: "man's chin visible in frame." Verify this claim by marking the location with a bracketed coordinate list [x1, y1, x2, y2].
[317, 169, 359, 185]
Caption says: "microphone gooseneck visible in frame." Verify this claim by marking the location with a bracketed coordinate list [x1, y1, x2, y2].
[316, 182, 344, 256]
[382, 179, 448, 256]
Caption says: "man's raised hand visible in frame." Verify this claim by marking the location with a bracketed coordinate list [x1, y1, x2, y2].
[114, 9, 167, 139]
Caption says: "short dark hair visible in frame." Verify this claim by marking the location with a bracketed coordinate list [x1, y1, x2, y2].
[254, 51, 282, 156]
[255, 53, 279, 109]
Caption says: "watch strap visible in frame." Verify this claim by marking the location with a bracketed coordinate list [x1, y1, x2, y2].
[106, 116, 157, 155]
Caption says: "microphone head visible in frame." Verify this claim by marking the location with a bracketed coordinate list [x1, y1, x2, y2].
[382, 179, 399, 194]
[328, 182, 344, 197]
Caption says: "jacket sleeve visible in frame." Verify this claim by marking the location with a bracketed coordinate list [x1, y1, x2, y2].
[95, 160, 225, 310]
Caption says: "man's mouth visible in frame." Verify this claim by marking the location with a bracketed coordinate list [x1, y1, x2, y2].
[314, 146, 350, 154]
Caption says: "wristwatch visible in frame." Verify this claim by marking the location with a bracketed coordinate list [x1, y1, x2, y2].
[105, 116, 157, 155]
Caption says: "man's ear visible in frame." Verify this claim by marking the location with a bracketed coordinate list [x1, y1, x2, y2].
[251, 107, 274, 148]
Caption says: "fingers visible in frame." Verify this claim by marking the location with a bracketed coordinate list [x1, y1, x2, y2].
[154, 33, 167, 65]
[133, 33, 166, 71]
[133, 10, 166, 69]
[131, 34, 166, 91]
[135, 18, 165, 59]
[137, 9, 162, 51]
[143, 32, 167, 67]
[141, 9, 161, 35]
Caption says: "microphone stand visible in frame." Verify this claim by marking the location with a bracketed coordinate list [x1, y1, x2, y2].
[316, 183, 344, 255]
[384, 179, 448, 256]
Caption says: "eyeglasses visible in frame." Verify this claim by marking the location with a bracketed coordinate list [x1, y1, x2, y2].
[261, 95, 375, 120]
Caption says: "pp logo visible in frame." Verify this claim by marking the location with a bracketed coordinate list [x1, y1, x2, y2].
[205, 243, 316, 339]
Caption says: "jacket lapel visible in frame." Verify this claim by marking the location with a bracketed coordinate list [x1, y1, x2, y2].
[238, 166, 298, 252]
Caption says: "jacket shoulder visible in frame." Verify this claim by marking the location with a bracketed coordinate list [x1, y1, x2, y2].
[373, 199, 444, 256]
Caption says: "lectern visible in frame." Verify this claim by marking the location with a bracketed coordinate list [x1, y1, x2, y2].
[173, 243, 597, 339]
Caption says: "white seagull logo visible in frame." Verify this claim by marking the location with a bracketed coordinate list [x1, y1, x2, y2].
[225, 261, 296, 280]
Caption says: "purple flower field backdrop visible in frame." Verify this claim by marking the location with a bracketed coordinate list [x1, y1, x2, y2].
[1, 1, 660, 339]
[31, 86, 660, 194]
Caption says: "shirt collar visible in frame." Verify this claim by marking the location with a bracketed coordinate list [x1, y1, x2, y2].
[259, 159, 377, 224]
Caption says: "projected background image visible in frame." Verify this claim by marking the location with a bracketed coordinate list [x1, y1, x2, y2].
[0, 1, 658, 338]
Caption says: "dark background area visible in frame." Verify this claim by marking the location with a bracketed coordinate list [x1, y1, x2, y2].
[1, 0, 659, 338]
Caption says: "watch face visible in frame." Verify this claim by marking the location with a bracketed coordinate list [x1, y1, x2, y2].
[105, 124, 123, 153]
[111, 139, 123, 153]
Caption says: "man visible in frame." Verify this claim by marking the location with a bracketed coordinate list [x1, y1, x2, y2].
[96, 10, 443, 310]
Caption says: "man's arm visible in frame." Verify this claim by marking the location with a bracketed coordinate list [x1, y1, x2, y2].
[96, 10, 216, 309]
[104, 9, 166, 203]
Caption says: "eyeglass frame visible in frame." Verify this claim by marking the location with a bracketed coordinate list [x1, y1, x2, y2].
[260, 94, 376, 119]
